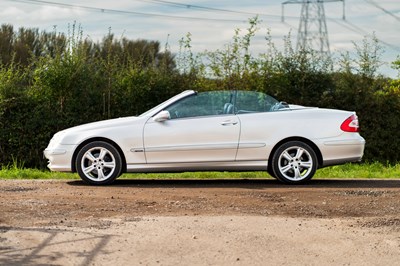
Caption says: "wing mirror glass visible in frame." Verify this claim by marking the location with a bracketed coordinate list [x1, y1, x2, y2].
[153, 110, 170, 122]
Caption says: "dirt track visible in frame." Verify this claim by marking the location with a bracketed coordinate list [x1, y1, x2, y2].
[1, 179, 400, 265]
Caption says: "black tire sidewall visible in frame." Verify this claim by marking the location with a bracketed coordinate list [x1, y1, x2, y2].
[267, 166, 276, 179]
[271, 141, 317, 184]
[76, 141, 122, 185]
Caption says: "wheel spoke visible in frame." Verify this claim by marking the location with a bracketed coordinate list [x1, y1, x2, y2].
[83, 164, 96, 174]
[295, 148, 304, 160]
[97, 168, 105, 180]
[84, 152, 97, 162]
[282, 151, 293, 161]
[103, 161, 115, 169]
[280, 164, 292, 173]
[99, 148, 108, 160]
[294, 167, 302, 179]
[299, 161, 312, 169]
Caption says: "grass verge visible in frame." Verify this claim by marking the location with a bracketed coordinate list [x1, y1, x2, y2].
[0, 162, 399, 180]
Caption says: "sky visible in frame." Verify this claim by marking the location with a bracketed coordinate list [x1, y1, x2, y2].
[1, 0, 399, 77]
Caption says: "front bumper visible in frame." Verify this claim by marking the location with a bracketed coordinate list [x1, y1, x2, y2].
[43, 144, 76, 172]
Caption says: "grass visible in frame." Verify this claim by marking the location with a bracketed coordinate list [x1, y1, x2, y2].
[0, 167, 79, 180]
[0, 162, 399, 180]
[315, 162, 400, 179]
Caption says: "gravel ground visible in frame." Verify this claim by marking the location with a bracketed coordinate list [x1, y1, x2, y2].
[1, 179, 400, 265]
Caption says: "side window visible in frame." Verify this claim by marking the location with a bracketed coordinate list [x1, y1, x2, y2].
[166, 91, 234, 119]
[235, 91, 279, 114]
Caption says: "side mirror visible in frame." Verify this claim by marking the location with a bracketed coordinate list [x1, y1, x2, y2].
[279, 101, 289, 109]
[153, 110, 170, 122]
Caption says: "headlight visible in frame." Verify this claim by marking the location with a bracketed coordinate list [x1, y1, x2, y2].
[47, 130, 66, 148]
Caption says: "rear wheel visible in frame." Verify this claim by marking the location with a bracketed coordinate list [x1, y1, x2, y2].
[76, 141, 122, 185]
[271, 141, 317, 184]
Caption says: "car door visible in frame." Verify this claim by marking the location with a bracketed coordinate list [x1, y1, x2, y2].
[234, 91, 283, 161]
[143, 91, 240, 164]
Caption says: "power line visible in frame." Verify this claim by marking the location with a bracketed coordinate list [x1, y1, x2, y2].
[364, 0, 400, 23]
[10, 0, 288, 22]
[7, 0, 322, 23]
[282, 0, 400, 54]
[138, 0, 267, 17]
[328, 18, 400, 53]
[7, 0, 400, 53]
[137, 0, 306, 21]
[345, 20, 400, 52]
[9, 0, 249, 23]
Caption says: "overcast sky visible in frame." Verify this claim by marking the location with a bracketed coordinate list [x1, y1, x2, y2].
[1, 0, 399, 77]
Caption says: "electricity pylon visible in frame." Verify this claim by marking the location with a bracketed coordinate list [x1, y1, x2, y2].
[282, 0, 345, 58]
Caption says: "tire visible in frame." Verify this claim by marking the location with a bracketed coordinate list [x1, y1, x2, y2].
[76, 141, 122, 185]
[267, 166, 277, 179]
[271, 141, 317, 184]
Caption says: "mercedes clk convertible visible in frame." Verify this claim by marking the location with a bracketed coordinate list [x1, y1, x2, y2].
[44, 90, 365, 185]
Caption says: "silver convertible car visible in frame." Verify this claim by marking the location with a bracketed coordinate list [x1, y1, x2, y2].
[44, 90, 365, 185]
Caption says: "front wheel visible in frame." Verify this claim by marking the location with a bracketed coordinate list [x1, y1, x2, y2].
[76, 141, 122, 185]
[271, 141, 317, 184]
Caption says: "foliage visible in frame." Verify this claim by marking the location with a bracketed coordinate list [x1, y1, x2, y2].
[0, 21, 399, 169]
[2, 163, 400, 180]
[0, 23, 178, 168]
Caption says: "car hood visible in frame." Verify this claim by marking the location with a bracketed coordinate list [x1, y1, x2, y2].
[65, 116, 140, 134]
[52, 116, 146, 146]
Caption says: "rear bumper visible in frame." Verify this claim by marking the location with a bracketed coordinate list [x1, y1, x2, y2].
[316, 135, 365, 167]
[322, 157, 363, 167]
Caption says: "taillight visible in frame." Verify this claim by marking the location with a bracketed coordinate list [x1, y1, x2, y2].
[341, 114, 359, 132]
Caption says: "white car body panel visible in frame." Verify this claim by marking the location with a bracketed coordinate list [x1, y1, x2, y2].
[44, 90, 365, 177]
[235, 108, 357, 161]
[143, 114, 240, 163]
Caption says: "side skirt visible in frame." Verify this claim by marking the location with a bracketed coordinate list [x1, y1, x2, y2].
[126, 160, 268, 173]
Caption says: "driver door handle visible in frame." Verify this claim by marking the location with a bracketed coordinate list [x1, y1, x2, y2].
[220, 120, 238, 126]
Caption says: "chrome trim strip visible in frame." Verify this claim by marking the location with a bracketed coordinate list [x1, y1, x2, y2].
[130, 148, 144, 153]
[238, 143, 266, 149]
[145, 143, 239, 152]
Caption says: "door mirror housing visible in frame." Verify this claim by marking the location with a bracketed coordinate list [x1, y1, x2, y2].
[153, 110, 170, 122]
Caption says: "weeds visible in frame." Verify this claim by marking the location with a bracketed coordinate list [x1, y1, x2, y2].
[0, 163, 399, 180]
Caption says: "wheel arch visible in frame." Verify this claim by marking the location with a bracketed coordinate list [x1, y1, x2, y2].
[71, 137, 127, 173]
[268, 137, 323, 169]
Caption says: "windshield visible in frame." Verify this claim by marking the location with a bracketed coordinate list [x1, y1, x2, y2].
[139, 90, 196, 117]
